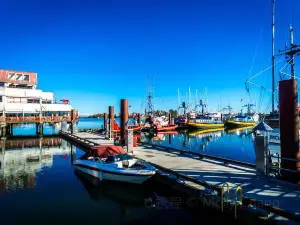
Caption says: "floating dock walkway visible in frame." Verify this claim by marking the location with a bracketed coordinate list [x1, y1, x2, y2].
[60, 130, 300, 225]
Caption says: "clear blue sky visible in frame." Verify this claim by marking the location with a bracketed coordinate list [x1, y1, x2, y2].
[1, 0, 299, 115]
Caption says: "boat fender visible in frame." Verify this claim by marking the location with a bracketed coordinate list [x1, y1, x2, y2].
[151, 125, 157, 131]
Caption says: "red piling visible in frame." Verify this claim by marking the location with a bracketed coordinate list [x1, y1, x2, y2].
[109, 106, 114, 134]
[120, 99, 128, 140]
[279, 79, 300, 183]
[103, 113, 107, 130]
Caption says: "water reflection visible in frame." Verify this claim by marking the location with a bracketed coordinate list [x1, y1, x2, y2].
[142, 127, 256, 164]
[74, 169, 154, 223]
[0, 137, 72, 192]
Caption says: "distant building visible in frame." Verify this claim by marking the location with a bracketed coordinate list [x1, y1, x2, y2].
[0, 69, 73, 116]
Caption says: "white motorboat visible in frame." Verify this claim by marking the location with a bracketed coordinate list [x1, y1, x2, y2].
[269, 131, 300, 146]
[74, 145, 156, 184]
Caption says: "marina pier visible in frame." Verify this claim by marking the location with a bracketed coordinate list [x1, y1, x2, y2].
[2, 0, 300, 224]
[59, 129, 300, 224]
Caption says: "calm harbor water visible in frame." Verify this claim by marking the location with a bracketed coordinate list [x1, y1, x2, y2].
[11, 118, 267, 164]
[0, 119, 278, 225]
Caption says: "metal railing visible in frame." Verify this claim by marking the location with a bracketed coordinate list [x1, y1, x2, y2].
[0, 116, 72, 123]
[266, 153, 300, 176]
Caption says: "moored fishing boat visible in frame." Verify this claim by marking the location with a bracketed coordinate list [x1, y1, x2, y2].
[141, 115, 177, 132]
[187, 113, 224, 129]
[74, 145, 156, 184]
[112, 120, 141, 133]
[225, 114, 258, 128]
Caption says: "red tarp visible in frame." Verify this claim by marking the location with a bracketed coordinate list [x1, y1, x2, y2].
[60, 99, 69, 104]
[90, 145, 126, 158]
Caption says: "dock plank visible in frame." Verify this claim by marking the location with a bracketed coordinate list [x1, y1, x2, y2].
[134, 145, 300, 218]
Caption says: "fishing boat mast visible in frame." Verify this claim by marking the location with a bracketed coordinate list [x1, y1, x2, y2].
[278, 25, 300, 78]
[177, 88, 181, 114]
[271, 0, 275, 114]
[290, 25, 295, 79]
[145, 74, 155, 116]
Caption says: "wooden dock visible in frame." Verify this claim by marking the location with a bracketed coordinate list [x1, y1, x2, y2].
[60, 131, 300, 224]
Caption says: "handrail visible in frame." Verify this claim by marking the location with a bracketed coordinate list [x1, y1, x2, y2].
[234, 186, 243, 219]
[221, 183, 230, 212]
[266, 154, 300, 175]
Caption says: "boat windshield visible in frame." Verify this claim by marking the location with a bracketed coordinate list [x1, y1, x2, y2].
[105, 154, 133, 163]
[195, 115, 212, 120]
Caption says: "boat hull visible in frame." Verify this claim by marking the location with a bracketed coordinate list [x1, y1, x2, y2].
[113, 126, 141, 133]
[187, 122, 224, 129]
[225, 120, 256, 128]
[156, 124, 178, 132]
[141, 124, 178, 132]
[74, 160, 155, 184]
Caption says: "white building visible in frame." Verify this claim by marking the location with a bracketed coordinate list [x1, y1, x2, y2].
[0, 69, 74, 116]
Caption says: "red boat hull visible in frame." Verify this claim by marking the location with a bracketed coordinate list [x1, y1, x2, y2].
[156, 124, 178, 132]
[113, 126, 141, 133]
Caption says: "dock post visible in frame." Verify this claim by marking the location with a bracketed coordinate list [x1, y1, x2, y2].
[39, 123, 43, 137]
[137, 113, 141, 125]
[1, 137, 5, 155]
[279, 79, 300, 183]
[70, 109, 76, 134]
[103, 113, 107, 131]
[108, 106, 114, 140]
[36, 123, 39, 135]
[120, 99, 128, 142]
[168, 112, 172, 125]
[10, 124, 13, 136]
[1, 126, 6, 137]
[6, 125, 10, 136]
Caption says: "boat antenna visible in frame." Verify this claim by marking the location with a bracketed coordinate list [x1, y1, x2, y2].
[290, 25, 295, 79]
[177, 88, 181, 114]
[188, 86, 191, 113]
[271, 0, 275, 114]
[152, 73, 155, 112]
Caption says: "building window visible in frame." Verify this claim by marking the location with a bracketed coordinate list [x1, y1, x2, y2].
[0, 96, 2, 102]
[27, 98, 39, 103]
[24, 75, 29, 81]
[8, 73, 15, 80]
[16, 74, 22, 80]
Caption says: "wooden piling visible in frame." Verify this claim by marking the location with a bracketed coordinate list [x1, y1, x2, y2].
[1, 126, 6, 137]
[71, 109, 76, 121]
[120, 99, 128, 140]
[39, 123, 43, 137]
[109, 106, 114, 137]
[168, 112, 172, 125]
[36, 123, 39, 134]
[137, 113, 141, 125]
[279, 79, 300, 183]
[103, 113, 107, 130]
[10, 124, 13, 136]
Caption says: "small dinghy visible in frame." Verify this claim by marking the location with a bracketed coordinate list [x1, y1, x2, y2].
[74, 145, 156, 184]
